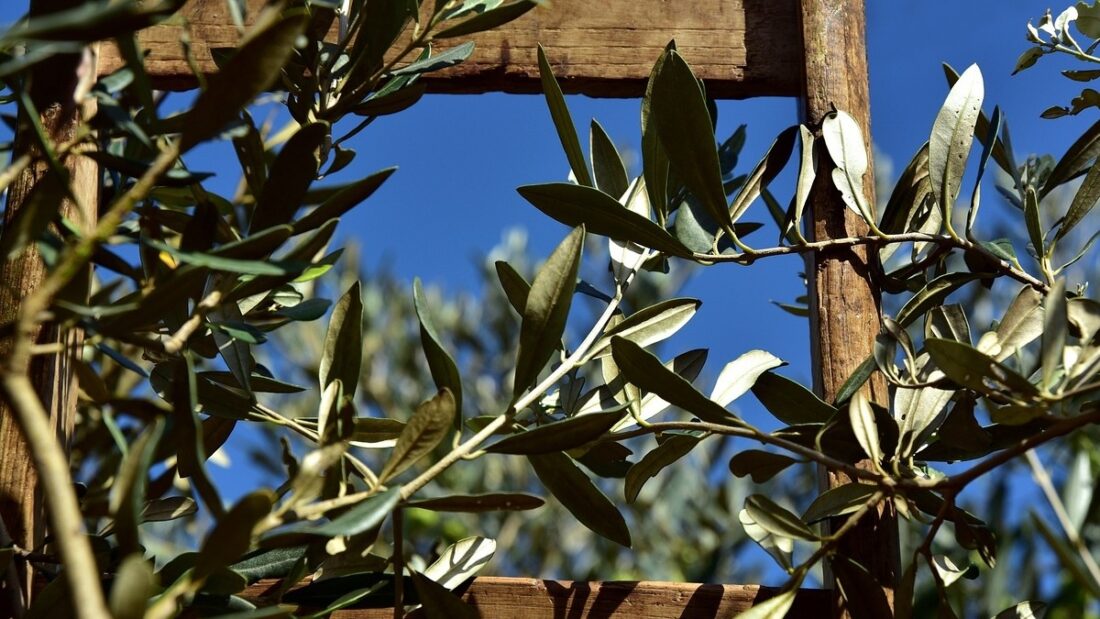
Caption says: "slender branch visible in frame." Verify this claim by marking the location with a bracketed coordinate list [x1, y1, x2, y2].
[606, 421, 890, 487]
[694, 232, 1048, 292]
[0, 376, 110, 619]
[943, 407, 1100, 491]
[1025, 449, 1100, 590]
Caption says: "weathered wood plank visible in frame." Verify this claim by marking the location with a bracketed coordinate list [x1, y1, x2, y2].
[99, 0, 801, 98]
[243, 577, 830, 618]
[799, 0, 898, 616]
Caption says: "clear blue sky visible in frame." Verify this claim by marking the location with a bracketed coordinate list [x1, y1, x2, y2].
[0, 0, 1092, 569]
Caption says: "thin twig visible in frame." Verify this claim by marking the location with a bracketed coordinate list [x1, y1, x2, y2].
[1025, 449, 1100, 590]
[694, 232, 1048, 292]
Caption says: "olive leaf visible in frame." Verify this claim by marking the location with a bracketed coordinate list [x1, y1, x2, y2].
[195, 490, 276, 579]
[583, 297, 701, 362]
[744, 494, 819, 542]
[182, 8, 309, 151]
[403, 493, 544, 513]
[849, 391, 884, 468]
[651, 49, 731, 235]
[250, 121, 328, 232]
[710, 350, 785, 407]
[319, 282, 363, 397]
[822, 110, 874, 225]
[624, 433, 701, 503]
[728, 450, 799, 483]
[379, 389, 456, 482]
[609, 336, 737, 425]
[421, 536, 496, 590]
[751, 372, 836, 425]
[414, 279, 463, 426]
[536, 44, 592, 187]
[516, 183, 692, 258]
[929, 64, 984, 226]
[529, 452, 631, 547]
[513, 227, 584, 395]
[591, 119, 628, 199]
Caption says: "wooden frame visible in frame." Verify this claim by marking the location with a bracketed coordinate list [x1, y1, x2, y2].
[1, 0, 895, 616]
[97, 0, 802, 97]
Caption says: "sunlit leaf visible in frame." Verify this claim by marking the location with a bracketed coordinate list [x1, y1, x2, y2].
[744, 494, 818, 542]
[849, 391, 883, 467]
[422, 536, 496, 590]
[513, 227, 584, 395]
[801, 483, 878, 524]
[319, 282, 363, 398]
[710, 350, 785, 407]
[434, 0, 538, 38]
[822, 110, 873, 224]
[584, 298, 701, 362]
[930, 64, 984, 225]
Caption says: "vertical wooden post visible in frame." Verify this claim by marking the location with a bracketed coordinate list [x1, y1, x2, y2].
[798, 0, 899, 615]
[0, 2, 97, 611]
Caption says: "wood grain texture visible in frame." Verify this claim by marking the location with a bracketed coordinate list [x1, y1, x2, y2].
[799, 0, 898, 616]
[243, 576, 830, 618]
[0, 12, 97, 613]
[98, 0, 801, 98]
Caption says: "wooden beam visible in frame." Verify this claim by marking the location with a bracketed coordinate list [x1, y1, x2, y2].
[0, 3, 98, 614]
[243, 577, 830, 618]
[98, 0, 801, 98]
[798, 0, 898, 616]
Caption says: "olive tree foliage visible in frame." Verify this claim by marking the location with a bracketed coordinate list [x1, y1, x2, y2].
[0, 0, 1099, 617]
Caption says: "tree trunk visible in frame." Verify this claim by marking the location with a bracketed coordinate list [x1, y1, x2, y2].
[0, 3, 98, 612]
[798, 0, 899, 616]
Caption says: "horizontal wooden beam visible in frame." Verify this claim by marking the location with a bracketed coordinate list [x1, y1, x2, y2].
[99, 0, 801, 98]
[243, 576, 829, 617]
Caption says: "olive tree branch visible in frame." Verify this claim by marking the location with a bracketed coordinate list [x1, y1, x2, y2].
[693, 232, 1048, 292]
[942, 406, 1100, 492]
